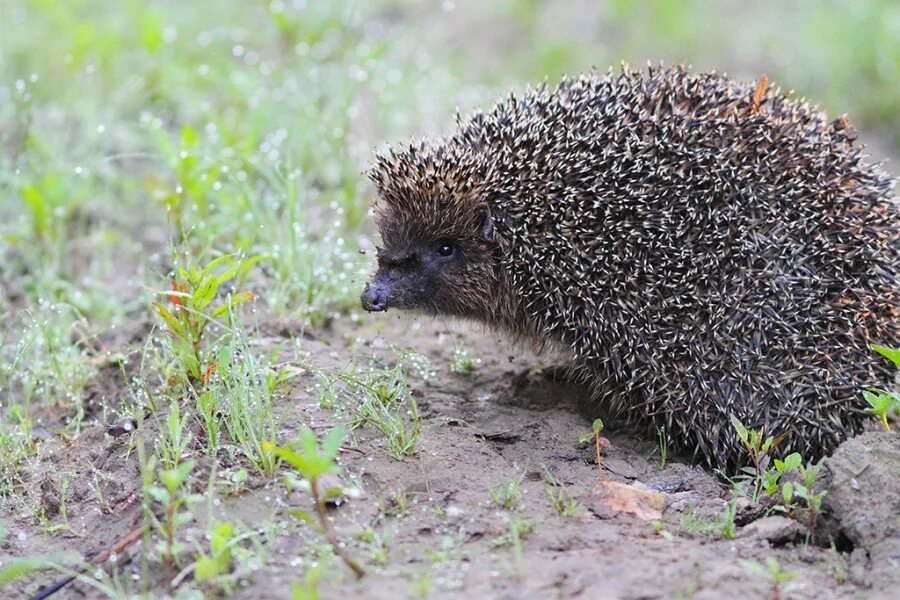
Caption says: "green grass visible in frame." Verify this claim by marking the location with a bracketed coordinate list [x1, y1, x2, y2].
[542, 469, 580, 517]
[336, 353, 425, 460]
[216, 340, 285, 477]
[490, 470, 526, 511]
[1, 0, 460, 332]
[741, 557, 797, 598]
[450, 347, 481, 376]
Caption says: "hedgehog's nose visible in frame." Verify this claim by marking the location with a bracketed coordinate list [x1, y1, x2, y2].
[361, 283, 388, 312]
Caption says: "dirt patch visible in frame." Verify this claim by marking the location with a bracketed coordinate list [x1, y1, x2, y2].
[816, 431, 900, 589]
[2, 314, 895, 599]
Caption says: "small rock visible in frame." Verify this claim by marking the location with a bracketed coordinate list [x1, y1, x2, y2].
[637, 475, 687, 494]
[817, 431, 900, 589]
[738, 515, 805, 545]
[663, 490, 708, 513]
[733, 495, 752, 515]
[106, 417, 138, 438]
[602, 457, 640, 480]
[39, 478, 61, 518]
[641, 463, 722, 496]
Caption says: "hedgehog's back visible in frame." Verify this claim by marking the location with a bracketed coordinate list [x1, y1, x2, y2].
[461, 66, 899, 469]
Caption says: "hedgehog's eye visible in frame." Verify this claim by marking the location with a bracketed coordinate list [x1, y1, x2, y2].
[436, 242, 456, 258]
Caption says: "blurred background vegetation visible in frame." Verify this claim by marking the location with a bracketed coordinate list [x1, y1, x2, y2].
[0, 0, 897, 425]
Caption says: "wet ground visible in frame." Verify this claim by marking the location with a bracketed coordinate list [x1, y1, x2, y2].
[3, 314, 896, 599]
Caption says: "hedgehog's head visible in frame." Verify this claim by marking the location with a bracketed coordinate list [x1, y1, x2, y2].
[361, 139, 501, 320]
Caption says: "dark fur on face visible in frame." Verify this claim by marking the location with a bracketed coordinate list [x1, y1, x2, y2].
[361, 140, 503, 320]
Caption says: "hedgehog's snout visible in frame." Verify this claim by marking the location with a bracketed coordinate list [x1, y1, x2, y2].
[361, 282, 389, 312]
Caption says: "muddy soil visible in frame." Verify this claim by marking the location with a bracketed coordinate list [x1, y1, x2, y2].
[3, 314, 896, 600]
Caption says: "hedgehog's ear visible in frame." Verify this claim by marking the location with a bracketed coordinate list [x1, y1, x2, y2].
[477, 207, 494, 243]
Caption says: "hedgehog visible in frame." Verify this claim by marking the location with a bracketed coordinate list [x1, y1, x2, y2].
[360, 65, 899, 471]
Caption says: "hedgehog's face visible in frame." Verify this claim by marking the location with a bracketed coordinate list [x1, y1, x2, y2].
[361, 239, 464, 313]
[363, 140, 502, 319]
[360, 206, 499, 319]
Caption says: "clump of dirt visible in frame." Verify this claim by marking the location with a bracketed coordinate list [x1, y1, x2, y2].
[816, 430, 900, 588]
[3, 315, 896, 600]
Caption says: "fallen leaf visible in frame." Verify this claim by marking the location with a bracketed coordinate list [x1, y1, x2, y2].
[590, 480, 665, 521]
[751, 74, 768, 114]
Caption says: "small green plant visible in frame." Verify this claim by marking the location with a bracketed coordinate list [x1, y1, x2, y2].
[196, 388, 221, 451]
[449, 347, 480, 375]
[41, 478, 73, 536]
[1, 304, 95, 438]
[792, 459, 826, 540]
[0, 424, 31, 497]
[678, 507, 717, 538]
[357, 527, 390, 566]
[89, 468, 115, 515]
[292, 558, 329, 600]
[156, 125, 215, 230]
[827, 539, 847, 584]
[359, 379, 420, 459]
[194, 520, 236, 585]
[651, 520, 674, 541]
[578, 418, 606, 478]
[864, 389, 899, 431]
[717, 499, 738, 540]
[264, 426, 365, 578]
[425, 534, 466, 564]
[317, 379, 338, 410]
[542, 470, 580, 517]
[0, 322, 37, 495]
[729, 419, 826, 536]
[18, 174, 80, 251]
[492, 514, 536, 548]
[763, 452, 803, 499]
[730, 416, 788, 501]
[218, 467, 249, 497]
[383, 489, 412, 518]
[419, 533, 468, 591]
[148, 458, 200, 565]
[741, 557, 796, 600]
[656, 426, 668, 470]
[673, 564, 702, 600]
[409, 572, 433, 599]
[152, 255, 256, 386]
[489, 470, 525, 511]
[216, 343, 284, 476]
[756, 450, 826, 539]
[337, 359, 421, 460]
[863, 344, 900, 431]
[158, 402, 191, 470]
[492, 513, 536, 575]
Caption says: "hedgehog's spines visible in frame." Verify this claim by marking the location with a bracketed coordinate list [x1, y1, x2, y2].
[369, 65, 899, 470]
